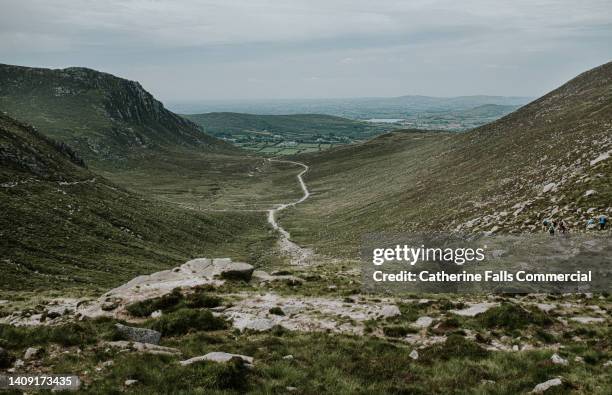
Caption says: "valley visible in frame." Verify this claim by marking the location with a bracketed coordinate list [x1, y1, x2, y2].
[0, 61, 610, 394]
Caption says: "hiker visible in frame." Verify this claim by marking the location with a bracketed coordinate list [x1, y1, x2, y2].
[542, 219, 550, 232]
[548, 222, 555, 236]
[558, 219, 568, 234]
[586, 218, 596, 230]
[600, 215, 608, 230]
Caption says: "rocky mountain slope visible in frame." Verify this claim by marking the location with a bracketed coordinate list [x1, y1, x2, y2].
[0, 113, 267, 292]
[281, 62, 612, 256]
[0, 64, 230, 163]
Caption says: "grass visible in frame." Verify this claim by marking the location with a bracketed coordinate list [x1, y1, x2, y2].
[1, 319, 609, 394]
[148, 308, 227, 336]
[126, 287, 222, 317]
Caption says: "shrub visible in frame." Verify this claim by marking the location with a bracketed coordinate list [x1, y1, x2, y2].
[477, 303, 552, 330]
[186, 293, 222, 309]
[420, 334, 489, 362]
[150, 309, 226, 336]
[268, 307, 285, 316]
[382, 325, 416, 337]
[126, 288, 184, 317]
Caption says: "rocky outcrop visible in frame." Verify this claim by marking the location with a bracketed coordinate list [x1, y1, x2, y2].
[114, 324, 161, 345]
[179, 352, 254, 367]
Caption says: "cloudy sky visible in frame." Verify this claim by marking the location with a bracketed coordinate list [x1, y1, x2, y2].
[1, 0, 611, 101]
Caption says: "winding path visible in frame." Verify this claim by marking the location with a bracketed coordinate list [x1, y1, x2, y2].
[266, 158, 313, 265]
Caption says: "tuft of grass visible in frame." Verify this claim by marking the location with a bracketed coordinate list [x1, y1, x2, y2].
[477, 303, 552, 330]
[382, 325, 417, 338]
[269, 307, 285, 316]
[126, 288, 184, 317]
[420, 334, 489, 362]
[149, 308, 227, 336]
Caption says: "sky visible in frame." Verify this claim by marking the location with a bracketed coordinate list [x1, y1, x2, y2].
[1, 0, 611, 101]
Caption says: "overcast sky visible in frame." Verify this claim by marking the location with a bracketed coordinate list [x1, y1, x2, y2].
[1, 0, 611, 101]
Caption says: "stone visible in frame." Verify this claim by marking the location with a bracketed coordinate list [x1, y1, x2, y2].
[150, 310, 162, 318]
[570, 316, 605, 324]
[282, 354, 294, 360]
[411, 316, 433, 329]
[379, 305, 401, 318]
[550, 353, 568, 365]
[286, 386, 298, 392]
[23, 347, 41, 360]
[115, 323, 161, 345]
[125, 379, 138, 386]
[584, 190, 597, 197]
[179, 352, 254, 367]
[542, 183, 556, 193]
[409, 350, 419, 360]
[104, 341, 181, 356]
[603, 360, 612, 367]
[215, 260, 255, 281]
[450, 303, 498, 317]
[530, 378, 562, 393]
[0, 347, 15, 368]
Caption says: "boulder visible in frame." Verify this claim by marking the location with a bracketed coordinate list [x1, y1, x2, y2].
[217, 261, 255, 281]
[409, 350, 419, 360]
[179, 352, 254, 367]
[530, 378, 562, 393]
[411, 316, 434, 329]
[550, 353, 568, 365]
[104, 341, 180, 356]
[125, 380, 138, 386]
[23, 347, 41, 360]
[115, 323, 161, 345]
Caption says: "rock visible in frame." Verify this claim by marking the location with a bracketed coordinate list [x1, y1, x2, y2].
[450, 302, 498, 317]
[14, 359, 24, 368]
[282, 354, 294, 360]
[216, 260, 255, 281]
[104, 341, 181, 356]
[150, 310, 162, 318]
[102, 360, 114, 368]
[570, 316, 605, 324]
[409, 350, 419, 360]
[584, 190, 597, 197]
[179, 352, 254, 367]
[542, 183, 556, 193]
[233, 316, 276, 332]
[23, 347, 41, 360]
[574, 356, 584, 363]
[603, 360, 612, 367]
[411, 316, 433, 329]
[0, 347, 15, 368]
[125, 379, 138, 386]
[379, 305, 401, 318]
[115, 323, 161, 345]
[530, 378, 562, 393]
[550, 353, 568, 365]
[101, 301, 119, 311]
[286, 386, 298, 392]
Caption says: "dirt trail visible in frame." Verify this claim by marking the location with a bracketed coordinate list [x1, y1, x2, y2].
[266, 158, 313, 265]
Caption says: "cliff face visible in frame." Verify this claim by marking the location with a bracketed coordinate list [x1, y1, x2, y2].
[0, 64, 230, 162]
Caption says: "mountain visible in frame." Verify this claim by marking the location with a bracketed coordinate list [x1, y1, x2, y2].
[0, 64, 230, 164]
[279, 62, 612, 256]
[169, 95, 532, 118]
[0, 113, 266, 291]
[185, 112, 391, 140]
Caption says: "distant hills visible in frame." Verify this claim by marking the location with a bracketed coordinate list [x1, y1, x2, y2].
[0, 64, 229, 164]
[170, 95, 531, 120]
[185, 112, 391, 141]
[280, 62, 612, 256]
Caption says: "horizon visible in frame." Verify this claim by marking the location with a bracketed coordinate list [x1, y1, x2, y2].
[2, 1, 611, 102]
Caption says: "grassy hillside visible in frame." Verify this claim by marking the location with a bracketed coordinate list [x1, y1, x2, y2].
[280, 62, 612, 257]
[0, 113, 275, 293]
[0, 63, 231, 164]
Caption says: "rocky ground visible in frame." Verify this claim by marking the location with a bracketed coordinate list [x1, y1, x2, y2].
[0, 256, 610, 393]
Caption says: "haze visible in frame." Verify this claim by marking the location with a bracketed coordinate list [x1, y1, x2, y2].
[1, 0, 611, 101]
